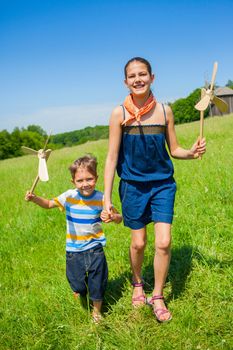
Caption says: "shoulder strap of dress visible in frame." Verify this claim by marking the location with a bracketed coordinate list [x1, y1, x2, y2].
[121, 104, 126, 120]
[161, 103, 167, 125]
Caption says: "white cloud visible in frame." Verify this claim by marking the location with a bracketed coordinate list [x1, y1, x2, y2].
[1, 103, 116, 134]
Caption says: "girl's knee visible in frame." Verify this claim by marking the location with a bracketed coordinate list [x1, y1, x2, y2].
[131, 240, 146, 252]
[156, 237, 171, 251]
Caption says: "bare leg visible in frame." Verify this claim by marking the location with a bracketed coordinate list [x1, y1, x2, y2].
[129, 227, 147, 305]
[152, 222, 172, 321]
[92, 300, 102, 323]
[73, 292, 79, 299]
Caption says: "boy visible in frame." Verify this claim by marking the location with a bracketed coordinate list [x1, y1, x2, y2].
[25, 154, 122, 323]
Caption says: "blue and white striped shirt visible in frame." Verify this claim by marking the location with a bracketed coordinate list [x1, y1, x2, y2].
[54, 189, 106, 252]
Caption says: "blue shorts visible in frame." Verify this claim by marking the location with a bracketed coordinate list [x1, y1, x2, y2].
[119, 178, 176, 229]
[66, 244, 108, 301]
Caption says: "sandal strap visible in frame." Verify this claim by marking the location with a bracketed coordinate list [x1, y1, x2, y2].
[154, 307, 172, 322]
[132, 294, 146, 302]
[151, 295, 164, 302]
[132, 280, 144, 287]
[154, 307, 169, 316]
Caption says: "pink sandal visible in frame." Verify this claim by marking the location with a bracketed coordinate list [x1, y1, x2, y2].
[132, 281, 146, 307]
[147, 295, 172, 322]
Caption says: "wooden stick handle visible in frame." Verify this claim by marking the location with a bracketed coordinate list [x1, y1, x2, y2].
[200, 110, 204, 140]
[199, 111, 204, 160]
[30, 175, 39, 193]
[199, 89, 206, 160]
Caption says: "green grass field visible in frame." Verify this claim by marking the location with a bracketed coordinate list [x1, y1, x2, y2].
[0, 115, 233, 350]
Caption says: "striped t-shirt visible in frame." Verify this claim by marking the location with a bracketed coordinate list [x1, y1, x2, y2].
[54, 189, 105, 252]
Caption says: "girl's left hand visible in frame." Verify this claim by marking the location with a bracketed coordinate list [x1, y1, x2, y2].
[100, 209, 113, 223]
[190, 137, 206, 158]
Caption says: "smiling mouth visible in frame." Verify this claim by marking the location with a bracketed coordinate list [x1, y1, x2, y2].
[134, 84, 145, 89]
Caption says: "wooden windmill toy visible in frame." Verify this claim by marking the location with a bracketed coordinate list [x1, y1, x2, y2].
[195, 62, 228, 150]
[22, 133, 52, 192]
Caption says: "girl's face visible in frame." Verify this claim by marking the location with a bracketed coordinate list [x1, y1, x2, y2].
[124, 61, 154, 96]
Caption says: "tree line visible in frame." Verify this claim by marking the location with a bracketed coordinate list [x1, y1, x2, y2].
[1, 82, 232, 160]
[0, 125, 109, 160]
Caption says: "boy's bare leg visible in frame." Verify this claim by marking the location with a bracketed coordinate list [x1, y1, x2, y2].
[153, 222, 172, 321]
[129, 227, 147, 305]
[92, 301, 102, 322]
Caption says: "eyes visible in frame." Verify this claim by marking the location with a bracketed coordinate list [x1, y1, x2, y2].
[127, 71, 149, 79]
[76, 177, 95, 184]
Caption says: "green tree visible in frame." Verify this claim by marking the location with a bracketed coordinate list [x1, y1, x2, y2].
[170, 88, 208, 124]
[20, 130, 45, 151]
[0, 130, 14, 159]
[225, 80, 233, 89]
[11, 128, 23, 157]
[26, 125, 47, 136]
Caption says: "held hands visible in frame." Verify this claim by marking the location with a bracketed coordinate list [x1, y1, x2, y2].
[101, 209, 113, 223]
[190, 137, 206, 159]
[101, 205, 122, 224]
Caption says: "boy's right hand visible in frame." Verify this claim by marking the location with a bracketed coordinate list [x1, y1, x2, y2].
[100, 209, 112, 223]
[25, 191, 35, 201]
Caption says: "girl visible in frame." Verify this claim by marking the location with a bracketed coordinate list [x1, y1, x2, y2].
[103, 57, 206, 322]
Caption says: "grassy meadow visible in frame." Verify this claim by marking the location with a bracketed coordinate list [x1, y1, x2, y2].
[0, 115, 233, 350]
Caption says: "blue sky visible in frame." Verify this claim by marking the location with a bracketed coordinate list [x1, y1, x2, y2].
[0, 0, 232, 134]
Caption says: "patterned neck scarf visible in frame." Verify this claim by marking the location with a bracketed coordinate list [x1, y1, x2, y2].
[122, 92, 156, 126]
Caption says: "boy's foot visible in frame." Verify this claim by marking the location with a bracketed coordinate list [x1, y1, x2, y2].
[92, 311, 102, 324]
[73, 292, 88, 309]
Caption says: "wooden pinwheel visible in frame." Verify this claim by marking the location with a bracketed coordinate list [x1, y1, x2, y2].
[22, 133, 52, 192]
[195, 62, 228, 159]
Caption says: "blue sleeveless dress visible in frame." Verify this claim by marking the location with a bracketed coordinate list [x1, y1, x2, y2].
[116, 105, 176, 229]
[117, 104, 174, 181]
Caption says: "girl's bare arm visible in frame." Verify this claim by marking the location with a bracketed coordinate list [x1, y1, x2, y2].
[165, 105, 206, 159]
[104, 106, 123, 212]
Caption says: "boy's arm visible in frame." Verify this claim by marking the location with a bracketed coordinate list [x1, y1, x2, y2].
[25, 191, 58, 209]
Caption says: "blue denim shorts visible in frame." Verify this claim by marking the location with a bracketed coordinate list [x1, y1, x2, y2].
[66, 244, 108, 301]
[119, 178, 177, 229]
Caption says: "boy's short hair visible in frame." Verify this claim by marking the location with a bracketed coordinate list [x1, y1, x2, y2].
[69, 154, 98, 179]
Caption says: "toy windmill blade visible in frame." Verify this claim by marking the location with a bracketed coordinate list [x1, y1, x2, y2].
[38, 157, 49, 181]
[45, 149, 52, 160]
[42, 132, 52, 152]
[21, 146, 38, 155]
[195, 93, 210, 111]
[212, 95, 229, 113]
[210, 61, 218, 90]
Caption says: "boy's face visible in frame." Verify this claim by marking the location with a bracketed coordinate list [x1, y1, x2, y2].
[72, 167, 97, 197]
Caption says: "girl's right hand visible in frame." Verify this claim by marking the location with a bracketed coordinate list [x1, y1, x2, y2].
[190, 137, 206, 158]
